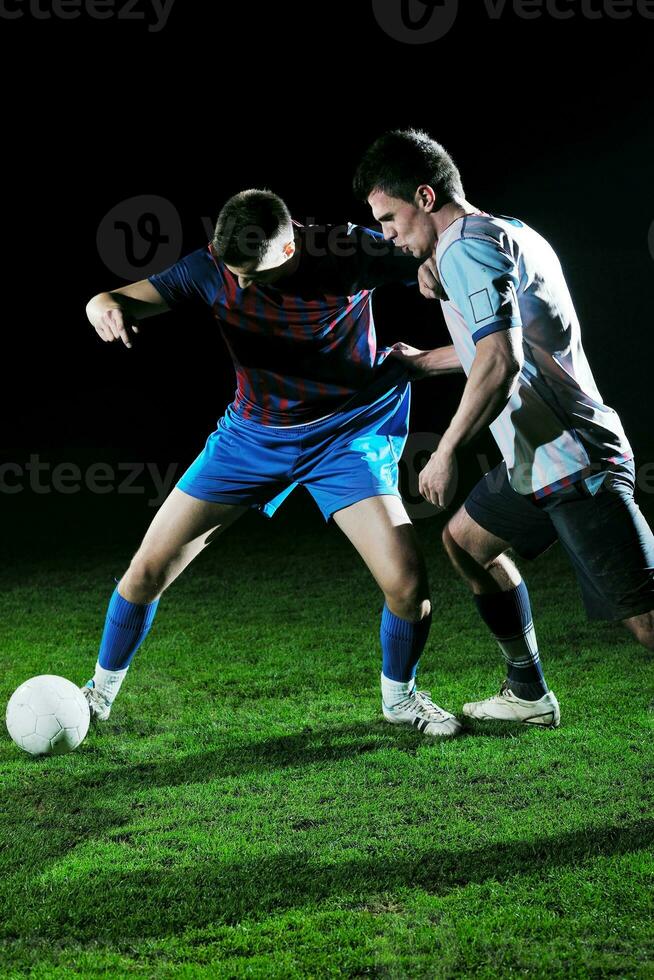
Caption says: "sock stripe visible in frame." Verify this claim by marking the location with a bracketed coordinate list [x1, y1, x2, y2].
[474, 582, 549, 700]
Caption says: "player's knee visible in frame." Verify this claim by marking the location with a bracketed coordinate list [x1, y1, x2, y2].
[384, 576, 430, 621]
[124, 553, 170, 599]
[442, 522, 472, 566]
[441, 523, 457, 559]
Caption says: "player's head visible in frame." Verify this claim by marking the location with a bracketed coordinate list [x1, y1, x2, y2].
[212, 189, 297, 289]
[353, 129, 465, 259]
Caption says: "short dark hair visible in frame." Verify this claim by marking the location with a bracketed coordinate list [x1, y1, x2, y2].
[212, 189, 292, 268]
[353, 129, 464, 209]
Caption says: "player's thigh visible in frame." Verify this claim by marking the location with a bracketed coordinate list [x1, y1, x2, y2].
[446, 504, 512, 568]
[332, 494, 428, 599]
[548, 473, 654, 623]
[451, 463, 557, 565]
[130, 487, 247, 581]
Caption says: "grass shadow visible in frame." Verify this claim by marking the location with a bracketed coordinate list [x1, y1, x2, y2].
[6, 817, 653, 944]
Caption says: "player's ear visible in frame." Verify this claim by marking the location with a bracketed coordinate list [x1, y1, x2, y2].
[283, 240, 296, 259]
[416, 185, 436, 213]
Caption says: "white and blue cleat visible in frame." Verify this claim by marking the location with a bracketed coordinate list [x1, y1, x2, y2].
[383, 686, 462, 738]
[81, 680, 112, 722]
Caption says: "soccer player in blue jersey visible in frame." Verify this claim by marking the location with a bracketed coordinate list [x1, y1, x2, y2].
[83, 189, 463, 737]
[355, 129, 654, 727]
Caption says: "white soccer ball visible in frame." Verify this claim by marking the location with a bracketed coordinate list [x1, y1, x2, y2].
[5, 674, 90, 756]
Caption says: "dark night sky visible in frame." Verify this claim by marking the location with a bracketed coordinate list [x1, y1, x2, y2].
[3, 1, 653, 474]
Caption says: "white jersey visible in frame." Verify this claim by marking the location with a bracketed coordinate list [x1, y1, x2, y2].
[436, 213, 632, 497]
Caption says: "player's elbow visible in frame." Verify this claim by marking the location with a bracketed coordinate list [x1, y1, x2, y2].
[484, 331, 523, 386]
[501, 349, 523, 383]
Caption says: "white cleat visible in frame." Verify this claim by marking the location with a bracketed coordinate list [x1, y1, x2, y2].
[383, 687, 463, 738]
[463, 683, 560, 728]
[81, 680, 112, 721]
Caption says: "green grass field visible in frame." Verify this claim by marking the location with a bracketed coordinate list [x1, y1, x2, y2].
[1, 488, 653, 978]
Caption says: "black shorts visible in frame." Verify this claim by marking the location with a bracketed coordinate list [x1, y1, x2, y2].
[464, 460, 654, 622]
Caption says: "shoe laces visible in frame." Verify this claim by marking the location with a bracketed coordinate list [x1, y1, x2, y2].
[475, 683, 513, 706]
[84, 685, 110, 710]
[397, 688, 449, 722]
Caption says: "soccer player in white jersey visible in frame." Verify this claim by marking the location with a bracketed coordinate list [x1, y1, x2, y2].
[355, 129, 654, 727]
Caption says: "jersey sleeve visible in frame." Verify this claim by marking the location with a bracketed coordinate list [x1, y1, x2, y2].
[338, 223, 420, 292]
[148, 248, 222, 309]
[438, 237, 522, 343]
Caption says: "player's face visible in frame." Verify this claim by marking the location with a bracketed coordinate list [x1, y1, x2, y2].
[368, 189, 436, 260]
[225, 224, 297, 290]
[225, 261, 290, 291]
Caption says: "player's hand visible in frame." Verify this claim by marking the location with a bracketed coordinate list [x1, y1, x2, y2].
[388, 342, 431, 378]
[93, 307, 139, 348]
[418, 256, 447, 301]
[418, 444, 457, 509]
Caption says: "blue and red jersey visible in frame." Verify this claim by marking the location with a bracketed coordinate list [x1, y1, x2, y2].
[148, 222, 418, 425]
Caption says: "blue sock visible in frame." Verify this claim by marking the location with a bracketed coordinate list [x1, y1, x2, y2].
[380, 604, 432, 683]
[98, 586, 160, 671]
[473, 581, 548, 700]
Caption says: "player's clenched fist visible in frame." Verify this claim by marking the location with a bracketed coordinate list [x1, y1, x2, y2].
[92, 306, 139, 349]
[418, 255, 447, 301]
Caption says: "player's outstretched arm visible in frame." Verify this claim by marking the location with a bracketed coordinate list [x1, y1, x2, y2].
[86, 280, 170, 349]
[388, 342, 463, 378]
[438, 330, 523, 449]
[418, 330, 523, 508]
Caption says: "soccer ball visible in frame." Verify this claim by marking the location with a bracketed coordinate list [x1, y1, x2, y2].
[5, 675, 90, 756]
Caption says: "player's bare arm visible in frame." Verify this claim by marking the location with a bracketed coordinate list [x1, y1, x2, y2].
[388, 342, 463, 378]
[419, 329, 524, 508]
[86, 280, 170, 349]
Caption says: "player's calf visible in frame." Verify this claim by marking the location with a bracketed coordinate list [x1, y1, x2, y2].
[82, 580, 161, 720]
[623, 610, 654, 651]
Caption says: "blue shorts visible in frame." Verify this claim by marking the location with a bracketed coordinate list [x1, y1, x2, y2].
[176, 383, 410, 522]
[464, 460, 654, 622]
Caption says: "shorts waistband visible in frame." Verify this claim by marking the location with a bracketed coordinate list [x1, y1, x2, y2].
[224, 404, 343, 439]
[224, 383, 409, 439]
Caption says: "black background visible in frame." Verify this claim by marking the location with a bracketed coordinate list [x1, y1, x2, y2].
[3, 1, 653, 498]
